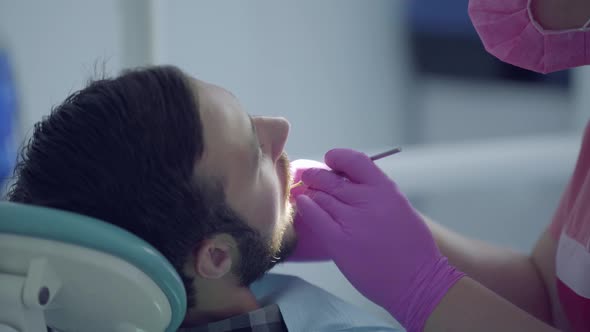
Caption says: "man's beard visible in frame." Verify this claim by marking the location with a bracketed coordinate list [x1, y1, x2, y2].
[233, 206, 296, 287]
[234, 151, 297, 286]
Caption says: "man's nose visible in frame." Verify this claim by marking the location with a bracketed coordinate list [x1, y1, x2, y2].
[255, 116, 290, 163]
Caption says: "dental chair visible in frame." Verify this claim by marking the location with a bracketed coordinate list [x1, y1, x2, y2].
[0, 202, 186, 332]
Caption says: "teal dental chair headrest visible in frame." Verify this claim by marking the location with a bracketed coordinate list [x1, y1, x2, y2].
[0, 201, 187, 332]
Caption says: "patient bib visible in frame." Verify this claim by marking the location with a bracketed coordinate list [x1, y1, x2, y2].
[251, 273, 402, 332]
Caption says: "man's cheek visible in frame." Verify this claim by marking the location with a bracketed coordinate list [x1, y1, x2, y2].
[257, 189, 280, 229]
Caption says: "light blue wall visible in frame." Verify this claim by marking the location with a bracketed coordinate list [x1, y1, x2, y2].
[157, 0, 410, 158]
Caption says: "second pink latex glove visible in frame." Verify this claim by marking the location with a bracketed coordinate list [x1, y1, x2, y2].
[295, 149, 464, 332]
[287, 159, 332, 261]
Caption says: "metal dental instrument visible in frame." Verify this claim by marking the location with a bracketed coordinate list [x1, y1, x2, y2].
[291, 147, 402, 189]
[369, 147, 402, 161]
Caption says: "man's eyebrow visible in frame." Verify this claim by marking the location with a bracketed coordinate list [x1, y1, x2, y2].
[248, 115, 261, 165]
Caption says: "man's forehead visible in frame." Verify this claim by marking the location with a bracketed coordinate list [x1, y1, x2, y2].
[189, 76, 253, 179]
[189, 77, 238, 106]
[190, 78, 243, 129]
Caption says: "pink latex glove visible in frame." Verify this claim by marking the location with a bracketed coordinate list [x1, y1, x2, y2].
[295, 149, 465, 332]
[287, 159, 332, 261]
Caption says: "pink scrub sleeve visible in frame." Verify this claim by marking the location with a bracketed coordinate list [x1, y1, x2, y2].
[548, 122, 590, 332]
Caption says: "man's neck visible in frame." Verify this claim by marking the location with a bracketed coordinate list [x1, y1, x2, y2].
[183, 284, 259, 327]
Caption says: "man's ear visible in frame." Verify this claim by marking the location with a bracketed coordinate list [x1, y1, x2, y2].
[193, 234, 236, 279]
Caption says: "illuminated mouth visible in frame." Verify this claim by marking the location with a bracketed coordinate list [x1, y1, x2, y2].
[290, 180, 303, 189]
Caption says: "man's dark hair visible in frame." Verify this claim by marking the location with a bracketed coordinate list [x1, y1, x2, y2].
[6, 65, 273, 309]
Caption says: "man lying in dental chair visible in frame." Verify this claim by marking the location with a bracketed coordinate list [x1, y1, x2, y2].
[5, 66, 399, 332]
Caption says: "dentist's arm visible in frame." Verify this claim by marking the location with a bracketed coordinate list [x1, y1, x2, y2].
[294, 149, 558, 332]
[424, 276, 558, 332]
[424, 215, 554, 323]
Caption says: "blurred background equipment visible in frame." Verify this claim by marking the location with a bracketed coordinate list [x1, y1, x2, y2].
[0, 50, 17, 194]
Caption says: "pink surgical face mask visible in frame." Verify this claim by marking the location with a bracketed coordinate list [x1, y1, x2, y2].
[469, 0, 590, 74]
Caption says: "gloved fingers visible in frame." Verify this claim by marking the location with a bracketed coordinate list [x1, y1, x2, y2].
[306, 189, 351, 222]
[324, 148, 385, 185]
[290, 159, 329, 181]
[288, 214, 331, 262]
[290, 182, 308, 201]
[289, 160, 331, 200]
[295, 194, 341, 240]
[301, 168, 361, 203]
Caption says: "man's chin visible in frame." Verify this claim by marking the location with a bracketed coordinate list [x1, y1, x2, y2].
[278, 201, 297, 258]
[242, 204, 296, 281]
[274, 223, 297, 264]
